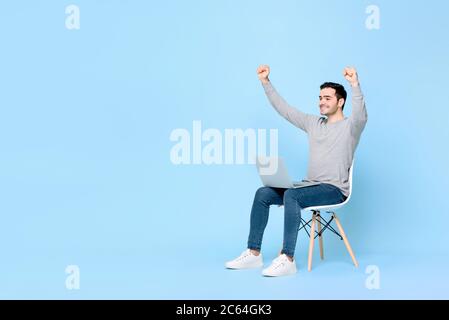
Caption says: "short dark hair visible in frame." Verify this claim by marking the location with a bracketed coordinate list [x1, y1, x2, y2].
[320, 82, 347, 110]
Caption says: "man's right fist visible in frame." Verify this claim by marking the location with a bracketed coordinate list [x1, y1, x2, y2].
[257, 65, 270, 84]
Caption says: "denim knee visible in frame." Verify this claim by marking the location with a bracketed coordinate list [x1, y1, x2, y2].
[283, 188, 297, 203]
[255, 186, 273, 201]
[284, 188, 307, 208]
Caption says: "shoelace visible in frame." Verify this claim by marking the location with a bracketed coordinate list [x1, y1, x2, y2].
[273, 254, 287, 263]
[236, 251, 251, 262]
[270, 255, 289, 269]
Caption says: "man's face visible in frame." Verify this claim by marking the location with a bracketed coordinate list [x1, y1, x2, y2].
[319, 88, 344, 116]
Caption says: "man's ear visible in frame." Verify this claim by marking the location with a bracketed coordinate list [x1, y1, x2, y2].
[338, 98, 345, 109]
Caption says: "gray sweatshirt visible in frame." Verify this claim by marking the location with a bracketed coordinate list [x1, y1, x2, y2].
[262, 81, 368, 197]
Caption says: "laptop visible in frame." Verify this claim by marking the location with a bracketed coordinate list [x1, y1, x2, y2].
[256, 156, 321, 189]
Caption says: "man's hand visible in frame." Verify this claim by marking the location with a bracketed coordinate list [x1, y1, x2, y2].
[257, 65, 270, 84]
[343, 67, 359, 87]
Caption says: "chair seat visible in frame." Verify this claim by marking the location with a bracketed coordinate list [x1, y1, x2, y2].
[302, 197, 350, 212]
[278, 195, 350, 213]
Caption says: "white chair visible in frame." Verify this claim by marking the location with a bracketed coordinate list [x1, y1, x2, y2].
[279, 160, 358, 271]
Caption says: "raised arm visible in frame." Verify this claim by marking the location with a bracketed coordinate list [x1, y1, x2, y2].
[343, 67, 368, 137]
[257, 65, 315, 133]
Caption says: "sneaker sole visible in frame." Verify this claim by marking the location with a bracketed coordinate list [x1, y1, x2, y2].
[262, 269, 297, 277]
[225, 262, 264, 270]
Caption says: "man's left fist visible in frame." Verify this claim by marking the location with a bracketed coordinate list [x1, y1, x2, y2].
[343, 67, 359, 87]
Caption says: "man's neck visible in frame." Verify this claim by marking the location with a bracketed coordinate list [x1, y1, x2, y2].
[326, 112, 345, 124]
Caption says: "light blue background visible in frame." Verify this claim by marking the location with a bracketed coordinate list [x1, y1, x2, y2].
[1, 0, 448, 299]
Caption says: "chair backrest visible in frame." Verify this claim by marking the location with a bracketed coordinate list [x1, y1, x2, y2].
[342, 159, 355, 204]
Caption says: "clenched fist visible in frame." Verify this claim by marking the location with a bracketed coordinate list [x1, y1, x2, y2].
[257, 65, 270, 84]
[343, 67, 359, 87]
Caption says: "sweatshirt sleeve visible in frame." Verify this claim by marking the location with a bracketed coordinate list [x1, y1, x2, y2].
[349, 85, 368, 138]
[262, 81, 316, 133]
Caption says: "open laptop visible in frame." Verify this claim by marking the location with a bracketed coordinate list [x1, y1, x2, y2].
[256, 156, 321, 189]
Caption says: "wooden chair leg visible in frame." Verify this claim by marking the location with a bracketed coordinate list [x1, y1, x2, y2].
[307, 212, 317, 271]
[332, 213, 359, 268]
[317, 214, 324, 260]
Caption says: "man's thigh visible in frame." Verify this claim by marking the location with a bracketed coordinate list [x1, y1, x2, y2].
[256, 186, 287, 206]
[285, 184, 345, 208]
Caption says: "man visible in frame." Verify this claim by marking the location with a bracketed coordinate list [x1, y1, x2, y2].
[225, 65, 368, 277]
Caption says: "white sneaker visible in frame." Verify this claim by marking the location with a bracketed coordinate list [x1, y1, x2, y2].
[262, 254, 297, 277]
[225, 249, 263, 269]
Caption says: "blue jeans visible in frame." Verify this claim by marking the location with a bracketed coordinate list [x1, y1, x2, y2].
[247, 184, 347, 257]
